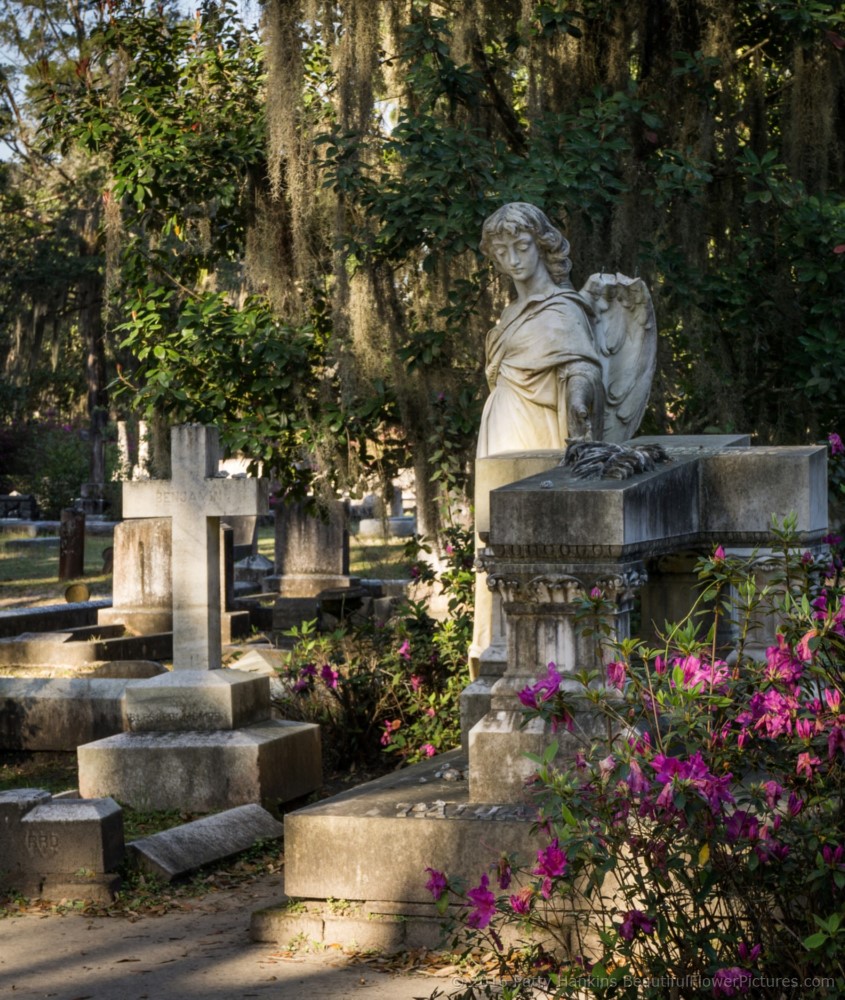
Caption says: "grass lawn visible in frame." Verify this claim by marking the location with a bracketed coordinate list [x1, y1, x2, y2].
[0, 521, 411, 611]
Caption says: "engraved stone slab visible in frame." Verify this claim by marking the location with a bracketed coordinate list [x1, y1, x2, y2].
[20, 797, 124, 876]
[123, 669, 271, 732]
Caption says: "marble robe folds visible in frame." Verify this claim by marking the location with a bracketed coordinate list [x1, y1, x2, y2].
[476, 286, 604, 458]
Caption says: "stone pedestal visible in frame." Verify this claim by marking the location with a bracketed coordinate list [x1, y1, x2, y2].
[469, 565, 640, 803]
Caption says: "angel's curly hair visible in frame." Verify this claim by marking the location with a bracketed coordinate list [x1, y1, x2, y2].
[479, 202, 573, 285]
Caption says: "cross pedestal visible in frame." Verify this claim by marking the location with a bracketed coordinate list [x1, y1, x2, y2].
[78, 425, 321, 813]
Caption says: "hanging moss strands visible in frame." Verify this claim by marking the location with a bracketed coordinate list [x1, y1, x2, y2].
[253, 0, 844, 533]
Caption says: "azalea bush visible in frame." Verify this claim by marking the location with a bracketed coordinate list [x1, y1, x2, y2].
[426, 442, 845, 999]
[273, 525, 473, 771]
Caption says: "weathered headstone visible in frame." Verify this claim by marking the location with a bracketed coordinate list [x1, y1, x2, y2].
[78, 424, 321, 813]
[266, 499, 350, 597]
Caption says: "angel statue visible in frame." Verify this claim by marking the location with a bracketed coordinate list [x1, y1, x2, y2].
[476, 201, 656, 459]
[469, 202, 656, 671]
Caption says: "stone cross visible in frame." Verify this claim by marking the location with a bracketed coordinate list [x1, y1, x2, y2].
[121, 425, 268, 671]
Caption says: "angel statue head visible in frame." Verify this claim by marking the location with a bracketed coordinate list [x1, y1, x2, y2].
[479, 202, 573, 288]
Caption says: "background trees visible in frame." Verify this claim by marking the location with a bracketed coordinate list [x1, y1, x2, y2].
[1, 0, 843, 532]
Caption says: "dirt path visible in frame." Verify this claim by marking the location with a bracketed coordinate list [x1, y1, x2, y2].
[0, 873, 445, 1000]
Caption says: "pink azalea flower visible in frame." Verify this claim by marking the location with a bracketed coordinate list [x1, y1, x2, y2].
[420, 743, 436, 757]
[398, 640, 411, 661]
[410, 675, 423, 692]
[828, 725, 845, 761]
[796, 751, 821, 778]
[713, 544, 726, 562]
[762, 780, 783, 809]
[606, 660, 627, 690]
[725, 809, 759, 843]
[822, 843, 845, 868]
[626, 759, 651, 796]
[509, 886, 533, 915]
[713, 967, 751, 997]
[380, 719, 401, 746]
[466, 873, 497, 929]
[424, 867, 448, 900]
[766, 634, 806, 682]
[829, 432, 845, 456]
[533, 838, 568, 880]
[737, 941, 762, 963]
[825, 688, 842, 713]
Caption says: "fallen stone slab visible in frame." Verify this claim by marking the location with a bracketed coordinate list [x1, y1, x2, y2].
[0, 629, 172, 667]
[128, 803, 283, 881]
[0, 677, 129, 750]
[87, 659, 168, 679]
[0, 600, 111, 639]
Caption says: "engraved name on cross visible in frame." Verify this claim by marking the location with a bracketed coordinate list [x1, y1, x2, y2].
[121, 424, 268, 671]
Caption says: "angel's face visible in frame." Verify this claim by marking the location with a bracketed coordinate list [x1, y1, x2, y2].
[489, 230, 542, 283]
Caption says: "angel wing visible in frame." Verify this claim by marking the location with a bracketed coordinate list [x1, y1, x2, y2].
[578, 272, 657, 443]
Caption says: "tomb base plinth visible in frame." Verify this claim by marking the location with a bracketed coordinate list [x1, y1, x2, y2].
[255, 750, 574, 953]
[77, 720, 321, 813]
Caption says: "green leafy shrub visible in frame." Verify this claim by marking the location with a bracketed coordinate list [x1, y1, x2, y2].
[15, 422, 89, 519]
[273, 525, 474, 773]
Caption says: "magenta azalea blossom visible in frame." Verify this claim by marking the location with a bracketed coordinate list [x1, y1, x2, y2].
[398, 639, 412, 660]
[420, 743, 436, 757]
[618, 909, 657, 941]
[509, 887, 533, 915]
[466, 873, 497, 929]
[626, 759, 651, 796]
[713, 967, 751, 997]
[725, 809, 760, 843]
[737, 941, 762, 964]
[425, 867, 447, 900]
[650, 751, 734, 812]
[533, 838, 568, 879]
[829, 432, 845, 456]
[765, 635, 806, 684]
[796, 751, 821, 778]
[320, 664, 340, 688]
[517, 662, 562, 710]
